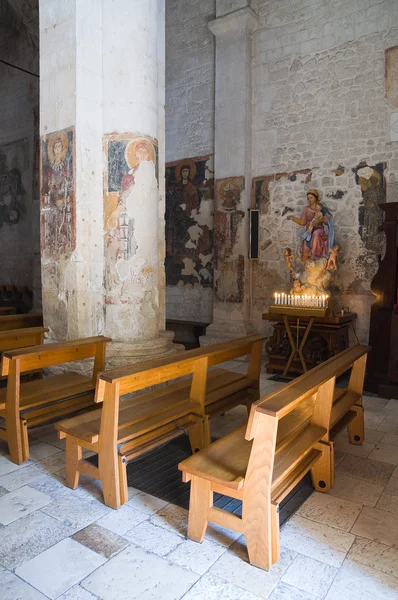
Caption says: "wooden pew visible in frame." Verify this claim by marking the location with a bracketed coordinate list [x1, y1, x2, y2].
[0, 336, 111, 464]
[0, 327, 48, 355]
[0, 307, 16, 315]
[178, 343, 370, 571]
[0, 312, 43, 331]
[56, 335, 265, 509]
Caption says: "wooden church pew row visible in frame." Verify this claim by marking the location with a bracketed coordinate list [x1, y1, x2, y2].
[0, 312, 43, 331]
[56, 334, 265, 509]
[0, 336, 111, 464]
[178, 343, 371, 571]
[0, 307, 16, 315]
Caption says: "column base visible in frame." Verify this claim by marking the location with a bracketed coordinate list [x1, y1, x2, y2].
[200, 320, 254, 348]
[106, 330, 185, 369]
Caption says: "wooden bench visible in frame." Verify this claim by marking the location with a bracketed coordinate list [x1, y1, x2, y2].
[56, 335, 265, 509]
[178, 343, 370, 571]
[0, 336, 111, 464]
[0, 312, 43, 331]
[0, 327, 48, 355]
[0, 307, 16, 315]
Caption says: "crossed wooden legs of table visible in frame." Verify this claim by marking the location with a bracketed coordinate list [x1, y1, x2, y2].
[282, 315, 315, 377]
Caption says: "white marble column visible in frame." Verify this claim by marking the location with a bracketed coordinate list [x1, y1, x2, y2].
[202, 4, 259, 344]
[40, 0, 176, 365]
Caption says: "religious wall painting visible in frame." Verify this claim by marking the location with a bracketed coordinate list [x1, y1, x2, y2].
[214, 176, 245, 303]
[40, 127, 75, 259]
[0, 138, 28, 228]
[165, 154, 214, 287]
[353, 162, 385, 256]
[103, 133, 158, 303]
[385, 46, 398, 108]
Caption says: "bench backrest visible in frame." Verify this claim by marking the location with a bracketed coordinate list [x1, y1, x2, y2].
[0, 327, 48, 354]
[1, 336, 111, 383]
[0, 313, 43, 331]
[243, 344, 370, 502]
[0, 307, 16, 315]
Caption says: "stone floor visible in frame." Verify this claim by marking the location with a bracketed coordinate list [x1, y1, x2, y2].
[1, 366, 398, 599]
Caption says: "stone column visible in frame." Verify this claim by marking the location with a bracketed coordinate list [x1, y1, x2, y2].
[39, 0, 104, 341]
[40, 0, 176, 366]
[202, 5, 259, 344]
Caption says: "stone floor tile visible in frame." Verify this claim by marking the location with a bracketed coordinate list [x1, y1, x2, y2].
[96, 504, 148, 535]
[334, 438, 375, 458]
[0, 485, 7, 497]
[0, 510, 73, 570]
[280, 515, 355, 567]
[41, 493, 110, 530]
[124, 520, 183, 556]
[336, 455, 395, 485]
[351, 506, 398, 547]
[167, 537, 227, 575]
[325, 559, 398, 600]
[364, 413, 387, 430]
[16, 537, 106, 600]
[72, 523, 129, 559]
[385, 475, 398, 496]
[348, 536, 398, 578]
[268, 582, 317, 600]
[209, 546, 294, 598]
[381, 432, 398, 447]
[334, 450, 345, 466]
[36, 451, 67, 475]
[364, 429, 386, 444]
[385, 399, 398, 413]
[0, 454, 29, 477]
[228, 538, 296, 573]
[377, 413, 398, 434]
[183, 573, 264, 600]
[376, 492, 398, 515]
[0, 485, 52, 525]
[363, 397, 391, 410]
[29, 441, 63, 462]
[81, 544, 199, 600]
[29, 473, 74, 500]
[58, 585, 99, 600]
[282, 555, 338, 598]
[0, 564, 48, 600]
[368, 443, 398, 465]
[326, 472, 384, 507]
[297, 492, 362, 532]
[126, 489, 168, 514]
[149, 503, 188, 535]
[0, 463, 44, 491]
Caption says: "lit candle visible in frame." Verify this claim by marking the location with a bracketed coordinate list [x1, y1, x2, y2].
[288, 294, 291, 305]
[312, 295, 315, 307]
[274, 292, 277, 305]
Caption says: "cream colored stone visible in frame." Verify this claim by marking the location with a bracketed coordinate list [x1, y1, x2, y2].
[0, 565, 48, 600]
[282, 555, 338, 598]
[334, 438, 375, 458]
[168, 537, 227, 575]
[0, 464, 44, 491]
[381, 433, 398, 447]
[182, 573, 265, 600]
[280, 515, 355, 567]
[376, 493, 398, 515]
[325, 559, 398, 600]
[297, 492, 362, 532]
[96, 504, 148, 536]
[377, 414, 398, 434]
[41, 494, 110, 530]
[351, 507, 398, 547]
[336, 455, 395, 485]
[126, 490, 168, 515]
[368, 443, 398, 465]
[0, 485, 51, 525]
[327, 472, 384, 507]
[348, 537, 398, 578]
[269, 582, 317, 600]
[124, 520, 183, 556]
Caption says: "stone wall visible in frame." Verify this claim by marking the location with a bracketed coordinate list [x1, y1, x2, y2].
[251, 0, 398, 342]
[0, 3, 40, 308]
[165, 0, 216, 322]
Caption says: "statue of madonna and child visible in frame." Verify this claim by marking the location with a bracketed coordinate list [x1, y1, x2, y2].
[284, 189, 341, 296]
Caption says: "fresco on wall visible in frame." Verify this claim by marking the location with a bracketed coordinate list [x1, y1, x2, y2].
[353, 162, 385, 255]
[104, 133, 159, 305]
[165, 155, 214, 286]
[40, 127, 75, 258]
[386, 46, 398, 107]
[0, 138, 28, 227]
[214, 176, 245, 303]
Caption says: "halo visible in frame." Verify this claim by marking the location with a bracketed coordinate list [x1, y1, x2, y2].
[175, 158, 197, 182]
[219, 179, 239, 198]
[125, 138, 156, 169]
[48, 131, 68, 165]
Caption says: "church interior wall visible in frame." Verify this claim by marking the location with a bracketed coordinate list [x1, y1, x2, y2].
[251, 0, 398, 342]
[0, 4, 40, 309]
[165, 0, 216, 323]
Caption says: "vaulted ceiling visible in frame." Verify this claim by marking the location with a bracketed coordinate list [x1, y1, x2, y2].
[1, 0, 38, 49]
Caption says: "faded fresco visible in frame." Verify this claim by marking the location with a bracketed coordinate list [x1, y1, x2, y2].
[40, 127, 75, 258]
[386, 46, 398, 107]
[104, 133, 158, 305]
[165, 155, 214, 286]
[0, 138, 28, 227]
[214, 176, 245, 303]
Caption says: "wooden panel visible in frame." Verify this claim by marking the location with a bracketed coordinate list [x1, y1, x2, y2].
[330, 391, 361, 427]
[0, 313, 43, 331]
[0, 328, 48, 352]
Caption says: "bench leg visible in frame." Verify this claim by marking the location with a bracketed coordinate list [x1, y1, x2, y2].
[243, 498, 273, 571]
[271, 502, 280, 565]
[118, 454, 128, 506]
[187, 476, 212, 542]
[99, 448, 121, 510]
[65, 437, 82, 489]
[6, 411, 23, 465]
[311, 442, 333, 493]
[188, 419, 208, 453]
[347, 405, 364, 445]
[21, 419, 29, 462]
